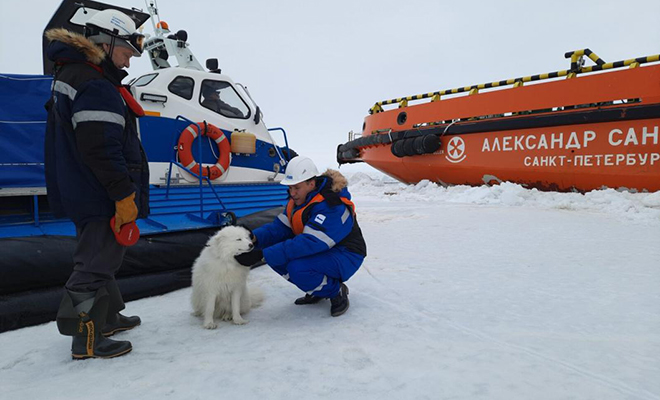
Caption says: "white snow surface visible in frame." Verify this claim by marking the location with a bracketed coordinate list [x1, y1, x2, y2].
[2, 176, 659, 400]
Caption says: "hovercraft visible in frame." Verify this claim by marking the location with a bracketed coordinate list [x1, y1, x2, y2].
[0, 0, 295, 332]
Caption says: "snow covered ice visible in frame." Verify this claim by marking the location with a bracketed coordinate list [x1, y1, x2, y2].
[1, 175, 659, 400]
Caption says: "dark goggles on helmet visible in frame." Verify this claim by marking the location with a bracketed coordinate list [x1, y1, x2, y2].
[87, 25, 145, 55]
[124, 32, 145, 54]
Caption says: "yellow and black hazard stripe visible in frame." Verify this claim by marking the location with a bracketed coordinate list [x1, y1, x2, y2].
[581, 55, 660, 73]
[369, 50, 660, 114]
[565, 48, 606, 72]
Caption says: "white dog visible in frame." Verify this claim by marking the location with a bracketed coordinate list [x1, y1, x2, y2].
[191, 226, 263, 329]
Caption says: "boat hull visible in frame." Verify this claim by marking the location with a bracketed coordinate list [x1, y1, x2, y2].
[362, 118, 660, 192]
[342, 62, 660, 192]
[0, 207, 281, 333]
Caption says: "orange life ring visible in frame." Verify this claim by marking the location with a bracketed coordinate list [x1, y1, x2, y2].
[177, 122, 231, 180]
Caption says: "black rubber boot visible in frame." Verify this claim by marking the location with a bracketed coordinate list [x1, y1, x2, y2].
[71, 318, 133, 360]
[102, 280, 141, 337]
[294, 294, 324, 305]
[330, 283, 350, 317]
[103, 313, 141, 337]
[57, 289, 132, 360]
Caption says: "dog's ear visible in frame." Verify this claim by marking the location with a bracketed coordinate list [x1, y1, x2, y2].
[235, 223, 251, 232]
[238, 225, 257, 244]
[213, 224, 238, 236]
[234, 224, 255, 238]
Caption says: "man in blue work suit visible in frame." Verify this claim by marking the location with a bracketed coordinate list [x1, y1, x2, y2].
[234, 156, 367, 317]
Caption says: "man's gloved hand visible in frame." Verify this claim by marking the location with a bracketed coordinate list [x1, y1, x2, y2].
[234, 248, 264, 267]
[114, 192, 138, 233]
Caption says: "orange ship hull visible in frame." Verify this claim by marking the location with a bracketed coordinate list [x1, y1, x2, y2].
[338, 52, 660, 192]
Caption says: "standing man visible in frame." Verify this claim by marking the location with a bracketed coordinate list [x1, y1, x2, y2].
[234, 156, 367, 317]
[44, 9, 149, 359]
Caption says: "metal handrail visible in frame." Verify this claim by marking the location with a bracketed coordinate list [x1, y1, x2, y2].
[370, 49, 660, 114]
[268, 127, 291, 160]
[166, 116, 227, 218]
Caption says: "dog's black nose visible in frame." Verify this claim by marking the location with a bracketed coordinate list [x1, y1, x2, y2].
[248, 243, 254, 250]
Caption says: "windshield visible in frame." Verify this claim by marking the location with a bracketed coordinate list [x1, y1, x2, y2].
[199, 80, 251, 119]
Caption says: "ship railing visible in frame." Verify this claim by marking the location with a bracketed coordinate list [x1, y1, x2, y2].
[369, 48, 660, 114]
[165, 116, 227, 221]
[268, 127, 292, 161]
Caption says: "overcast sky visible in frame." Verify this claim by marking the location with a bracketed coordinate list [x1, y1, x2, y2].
[1, 0, 659, 174]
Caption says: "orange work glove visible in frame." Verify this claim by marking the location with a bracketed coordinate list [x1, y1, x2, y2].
[113, 192, 138, 233]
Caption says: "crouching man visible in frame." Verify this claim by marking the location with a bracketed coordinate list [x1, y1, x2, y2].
[234, 156, 366, 317]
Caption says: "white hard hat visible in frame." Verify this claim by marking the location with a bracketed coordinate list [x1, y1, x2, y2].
[86, 9, 144, 57]
[280, 156, 319, 186]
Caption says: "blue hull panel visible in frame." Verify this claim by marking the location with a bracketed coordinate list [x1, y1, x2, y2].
[0, 183, 288, 238]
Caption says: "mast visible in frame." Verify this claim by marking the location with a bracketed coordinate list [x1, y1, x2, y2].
[142, 0, 204, 71]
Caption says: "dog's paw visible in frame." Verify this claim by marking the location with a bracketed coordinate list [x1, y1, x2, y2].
[191, 310, 202, 317]
[232, 318, 248, 325]
[203, 321, 218, 329]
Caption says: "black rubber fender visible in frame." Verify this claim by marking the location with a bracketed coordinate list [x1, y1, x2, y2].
[422, 134, 441, 154]
[403, 138, 416, 156]
[413, 136, 426, 155]
[391, 140, 406, 158]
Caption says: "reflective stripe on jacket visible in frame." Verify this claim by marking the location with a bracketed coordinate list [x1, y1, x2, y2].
[44, 29, 149, 225]
[253, 174, 366, 267]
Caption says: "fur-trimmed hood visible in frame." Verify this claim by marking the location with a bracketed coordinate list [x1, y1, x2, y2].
[45, 28, 105, 65]
[319, 169, 348, 193]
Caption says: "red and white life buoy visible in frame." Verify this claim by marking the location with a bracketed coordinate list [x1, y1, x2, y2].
[177, 122, 231, 180]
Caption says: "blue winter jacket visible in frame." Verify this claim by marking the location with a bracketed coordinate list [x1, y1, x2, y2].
[254, 170, 367, 267]
[43, 29, 149, 226]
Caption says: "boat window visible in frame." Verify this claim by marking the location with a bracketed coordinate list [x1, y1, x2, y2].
[199, 80, 250, 119]
[132, 73, 158, 87]
[168, 76, 195, 100]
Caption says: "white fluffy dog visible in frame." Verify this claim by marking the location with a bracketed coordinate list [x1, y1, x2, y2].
[191, 226, 263, 329]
